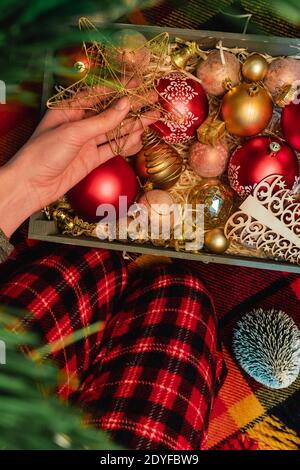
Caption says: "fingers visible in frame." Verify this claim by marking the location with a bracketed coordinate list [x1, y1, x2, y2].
[35, 77, 140, 137]
[95, 109, 161, 146]
[122, 140, 144, 157]
[60, 96, 132, 146]
[98, 128, 144, 165]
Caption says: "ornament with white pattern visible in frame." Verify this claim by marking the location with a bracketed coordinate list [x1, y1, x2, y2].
[228, 136, 299, 198]
[151, 72, 208, 144]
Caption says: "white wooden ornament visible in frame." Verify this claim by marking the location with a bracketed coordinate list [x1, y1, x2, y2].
[225, 175, 300, 265]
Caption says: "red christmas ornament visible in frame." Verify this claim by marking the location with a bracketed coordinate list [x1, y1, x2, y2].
[228, 136, 299, 198]
[281, 101, 300, 152]
[151, 72, 208, 144]
[68, 156, 138, 222]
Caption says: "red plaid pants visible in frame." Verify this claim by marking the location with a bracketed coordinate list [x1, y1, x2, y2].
[0, 243, 225, 450]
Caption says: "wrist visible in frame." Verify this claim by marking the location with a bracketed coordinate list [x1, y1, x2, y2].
[0, 163, 34, 239]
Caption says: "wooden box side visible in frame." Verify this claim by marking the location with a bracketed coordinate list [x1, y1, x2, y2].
[29, 211, 300, 273]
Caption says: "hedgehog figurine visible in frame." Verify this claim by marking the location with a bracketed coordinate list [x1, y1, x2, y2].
[233, 308, 300, 389]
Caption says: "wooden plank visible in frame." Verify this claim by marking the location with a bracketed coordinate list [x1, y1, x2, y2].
[29, 212, 300, 273]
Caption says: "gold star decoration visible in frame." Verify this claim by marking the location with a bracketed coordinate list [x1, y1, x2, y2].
[47, 17, 170, 155]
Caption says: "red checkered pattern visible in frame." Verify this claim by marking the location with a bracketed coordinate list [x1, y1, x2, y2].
[0, 243, 127, 399]
[0, 245, 225, 450]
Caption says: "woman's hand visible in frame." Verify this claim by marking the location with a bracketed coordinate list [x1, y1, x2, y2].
[0, 95, 160, 239]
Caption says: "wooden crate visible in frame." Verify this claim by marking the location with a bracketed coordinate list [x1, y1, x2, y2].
[29, 24, 300, 274]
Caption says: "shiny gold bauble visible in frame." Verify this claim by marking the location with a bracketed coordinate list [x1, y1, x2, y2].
[188, 178, 234, 230]
[221, 83, 273, 137]
[135, 130, 184, 189]
[242, 53, 269, 82]
[204, 228, 230, 254]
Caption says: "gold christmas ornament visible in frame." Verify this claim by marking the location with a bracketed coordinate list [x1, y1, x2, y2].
[197, 116, 226, 146]
[188, 178, 234, 230]
[135, 129, 184, 189]
[52, 208, 75, 231]
[137, 189, 175, 240]
[52, 206, 97, 237]
[204, 228, 230, 254]
[221, 83, 273, 137]
[242, 53, 269, 82]
[46, 196, 97, 237]
[274, 84, 297, 107]
[171, 38, 203, 69]
[223, 78, 234, 91]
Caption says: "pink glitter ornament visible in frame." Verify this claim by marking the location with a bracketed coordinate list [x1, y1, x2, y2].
[264, 57, 300, 96]
[196, 50, 240, 96]
[188, 141, 229, 178]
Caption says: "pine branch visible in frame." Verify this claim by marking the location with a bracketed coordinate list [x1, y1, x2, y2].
[0, 307, 120, 450]
[0, 0, 156, 86]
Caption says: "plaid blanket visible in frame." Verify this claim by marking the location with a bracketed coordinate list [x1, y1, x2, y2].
[186, 262, 300, 449]
[1, 1, 300, 449]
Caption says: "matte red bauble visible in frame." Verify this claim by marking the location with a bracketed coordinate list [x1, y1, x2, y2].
[281, 101, 300, 152]
[151, 72, 208, 144]
[228, 136, 299, 198]
[68, 156, 138, 222]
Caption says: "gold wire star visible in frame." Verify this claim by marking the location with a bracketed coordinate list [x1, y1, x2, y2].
[47, 17, 170, 154]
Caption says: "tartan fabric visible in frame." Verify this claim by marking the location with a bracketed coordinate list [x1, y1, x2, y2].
[78, 264, 225, 450]
[0, 244, 127, 400]
[0, 246, 225, 450]
[185, 262, 300, 450]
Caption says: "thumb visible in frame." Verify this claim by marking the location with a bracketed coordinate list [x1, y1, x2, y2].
[62, 97, 131, 146]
